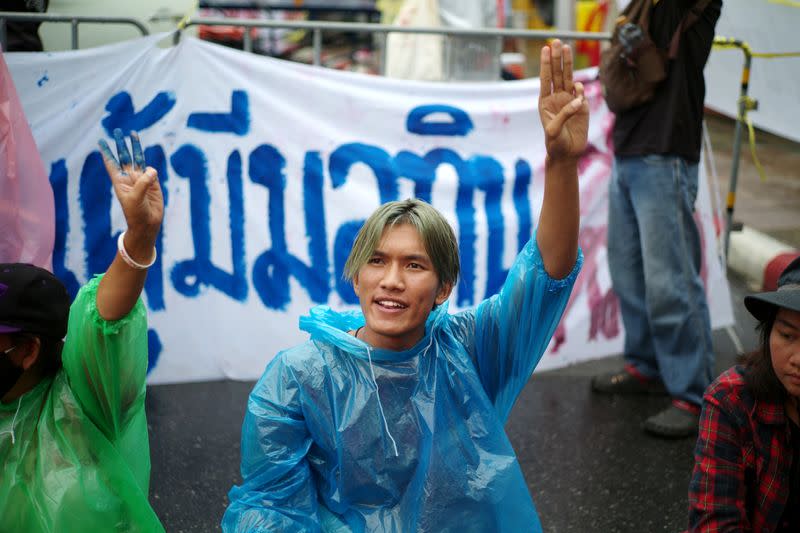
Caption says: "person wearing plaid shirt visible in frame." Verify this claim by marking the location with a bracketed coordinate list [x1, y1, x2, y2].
[688, 256, 800, 532]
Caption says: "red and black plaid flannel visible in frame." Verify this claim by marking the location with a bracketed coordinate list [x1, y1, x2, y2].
[688, 366, 792, 532]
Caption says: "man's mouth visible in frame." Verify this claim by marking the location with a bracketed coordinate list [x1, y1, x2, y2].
[376, 299, 408, 310]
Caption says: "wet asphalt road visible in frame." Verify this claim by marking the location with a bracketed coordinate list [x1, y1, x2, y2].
[145, 273, 757, 533]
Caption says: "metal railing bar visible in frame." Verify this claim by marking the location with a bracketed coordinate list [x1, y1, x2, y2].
[199, 2, 380, 16]
[242, 26, 253, 52]
[0, 12, 148, 50]
[184, 17, 611, 41]
[0, 12, 149, 35]
[71, 18, 78, 49]
[312, 28, 322, 66]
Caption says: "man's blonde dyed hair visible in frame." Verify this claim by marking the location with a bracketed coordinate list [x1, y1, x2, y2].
[344, 199, 460, 289]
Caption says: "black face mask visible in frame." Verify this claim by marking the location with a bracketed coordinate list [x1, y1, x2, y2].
[0, 352, 24, 400]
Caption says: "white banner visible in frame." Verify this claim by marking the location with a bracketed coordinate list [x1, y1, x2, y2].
[6, 34, 734, 384]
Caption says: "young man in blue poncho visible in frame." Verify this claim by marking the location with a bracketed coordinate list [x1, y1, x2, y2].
[223, 39, 588, 532]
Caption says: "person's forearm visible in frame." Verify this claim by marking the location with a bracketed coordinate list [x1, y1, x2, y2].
[536, 155, 580, 279]
[96, 227, 158, 321]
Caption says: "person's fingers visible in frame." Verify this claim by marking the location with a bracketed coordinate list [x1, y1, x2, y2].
[113, 128, 133, 170]
[551, 39, 564, 92]
[131, 166, 158, 203]
[545, 97, 583, 139]
[98, 139, 124, 184]
[98, 139, 121, 173]
[539, 45, 552, 97]
[574, 82, 589, 113]
[574, 82, 587, 109]
[131, 131, 146, 171]
[563, 44, 574, 94]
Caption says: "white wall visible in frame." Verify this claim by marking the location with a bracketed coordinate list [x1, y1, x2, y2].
[705, 1, 800, 142]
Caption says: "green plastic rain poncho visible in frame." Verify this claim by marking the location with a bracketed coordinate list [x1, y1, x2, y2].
[0, 276, 164, 532]
[223, 237, 583, 532]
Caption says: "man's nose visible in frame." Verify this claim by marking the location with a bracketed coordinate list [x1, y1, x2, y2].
[380, 263, 405, 290]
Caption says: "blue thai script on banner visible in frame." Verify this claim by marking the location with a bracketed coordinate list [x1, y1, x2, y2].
[50, 90, 536, 373]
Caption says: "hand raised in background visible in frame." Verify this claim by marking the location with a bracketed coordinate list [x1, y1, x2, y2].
[538, 39, 590, 162]
[98, 129, 163, 247]
[95, 129, 163, 320]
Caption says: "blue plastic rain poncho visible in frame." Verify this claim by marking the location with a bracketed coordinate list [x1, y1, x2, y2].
[223, 237, 582, 532]
[0, 276, 164, 532]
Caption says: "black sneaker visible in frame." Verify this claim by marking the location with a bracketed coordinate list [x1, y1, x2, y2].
[591, 366, 667, 395]
[642, 401, 700, 438]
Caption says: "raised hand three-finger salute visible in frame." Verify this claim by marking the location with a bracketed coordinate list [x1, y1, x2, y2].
[536, 39, 589, 279]
[96, 129, 164, 321]
[539, 39, 590, 160]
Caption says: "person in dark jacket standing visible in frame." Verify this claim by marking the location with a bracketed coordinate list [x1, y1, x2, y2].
[592, 0, 723, 437]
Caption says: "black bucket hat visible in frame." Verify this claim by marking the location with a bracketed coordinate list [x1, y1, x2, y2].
[744, 255, 800, 321]
[0, 263, 70, 340]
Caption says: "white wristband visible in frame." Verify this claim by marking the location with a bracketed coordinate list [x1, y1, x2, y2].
[117, 231, 157, 270]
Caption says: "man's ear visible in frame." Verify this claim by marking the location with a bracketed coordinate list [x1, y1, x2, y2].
[20, 337, 41, 371]
[352, 273, 361, 299]
[435, 282, 453, 306]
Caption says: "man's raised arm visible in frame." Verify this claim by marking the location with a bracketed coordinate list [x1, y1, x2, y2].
[535, 39, 588, 279]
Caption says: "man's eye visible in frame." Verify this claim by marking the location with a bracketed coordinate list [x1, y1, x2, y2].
[408, 263, 423, 269]
[368, 257, 383, 265]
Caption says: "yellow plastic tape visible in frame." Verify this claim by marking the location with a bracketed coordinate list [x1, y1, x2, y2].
[177, 0, 199, 30]
[712, 37, 800, 58]
[712, 37, 794, 182]
[750, 51, 800, 58]
[176, 14, 191, 30]
[744, 114, 768, 182]
[768, 0, 800, 7]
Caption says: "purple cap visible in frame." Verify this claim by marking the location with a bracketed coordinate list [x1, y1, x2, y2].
[0, 265, 70, 339]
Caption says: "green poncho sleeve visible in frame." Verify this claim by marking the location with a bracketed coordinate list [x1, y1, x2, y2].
[61, 275, 150, 445]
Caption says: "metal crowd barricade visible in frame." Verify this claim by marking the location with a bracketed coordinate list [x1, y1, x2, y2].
[0, 12, 149, 51]
[180, 17, 611, 75]
[0, 11, 609, 74]
[710, 36, 800, 258]
[711, 37, 756, 258]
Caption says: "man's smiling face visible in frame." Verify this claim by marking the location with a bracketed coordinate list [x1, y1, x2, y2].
[353, 223, 452, 351]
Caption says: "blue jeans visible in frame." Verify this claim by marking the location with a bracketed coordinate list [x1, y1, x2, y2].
[607, 155, 713, 406]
